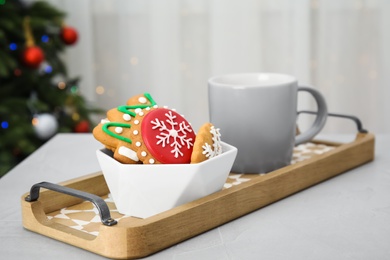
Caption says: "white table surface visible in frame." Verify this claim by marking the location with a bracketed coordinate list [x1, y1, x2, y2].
[1, 133, 389, 260]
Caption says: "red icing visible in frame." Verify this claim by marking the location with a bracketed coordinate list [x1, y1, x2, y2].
[141, 108, 195, 164]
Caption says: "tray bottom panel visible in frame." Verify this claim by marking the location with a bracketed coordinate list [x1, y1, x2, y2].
[45, 141, 337, 237]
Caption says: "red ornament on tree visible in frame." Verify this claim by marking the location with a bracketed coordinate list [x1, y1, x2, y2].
[60, 26, 78, 45]
[22, 17, 45, 69]
[22, 46, 45, 68]
[74, 120, 90, 133]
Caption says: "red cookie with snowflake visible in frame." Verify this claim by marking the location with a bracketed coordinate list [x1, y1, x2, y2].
[131, 108, 196, 164]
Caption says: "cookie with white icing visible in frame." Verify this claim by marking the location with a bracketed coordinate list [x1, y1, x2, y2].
[93, 92, 158, 164]
[93, 93, 222, 165]
[93, 124, 139, 164]
[190, 123, 222, 164]
[130, 107, 196, 164]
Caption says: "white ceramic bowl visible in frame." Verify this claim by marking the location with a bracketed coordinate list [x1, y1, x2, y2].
[96, 142, 237, 218]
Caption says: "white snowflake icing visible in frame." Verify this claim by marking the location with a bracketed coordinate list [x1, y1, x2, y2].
[202, 126, 222, 158]
[151, 110, 194, 158]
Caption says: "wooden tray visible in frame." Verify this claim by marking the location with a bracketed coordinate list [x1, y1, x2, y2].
[21, 132, 375, 259]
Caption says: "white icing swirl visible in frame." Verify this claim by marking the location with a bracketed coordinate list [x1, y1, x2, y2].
[118, 146, 139, 161]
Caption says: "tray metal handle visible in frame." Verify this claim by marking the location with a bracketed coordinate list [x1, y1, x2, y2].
[25, 182, 117, 226]
[297, 111, 368, 133]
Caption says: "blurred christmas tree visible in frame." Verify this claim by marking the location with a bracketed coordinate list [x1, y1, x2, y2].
[0, 0, 101, 177]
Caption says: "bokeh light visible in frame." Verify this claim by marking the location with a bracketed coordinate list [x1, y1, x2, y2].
[96, 86, 105, 95]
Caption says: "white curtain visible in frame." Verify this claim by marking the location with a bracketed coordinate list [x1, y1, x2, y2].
[49, 0, 390, 134]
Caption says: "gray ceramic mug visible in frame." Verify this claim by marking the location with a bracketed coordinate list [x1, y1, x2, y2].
[208, 73, 327, 173]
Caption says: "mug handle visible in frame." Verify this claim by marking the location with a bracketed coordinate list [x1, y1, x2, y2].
[295, 86, 328, 145]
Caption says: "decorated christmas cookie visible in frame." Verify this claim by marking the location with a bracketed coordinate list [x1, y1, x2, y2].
[130, 107, 196, 164]
[105, 93, 158, 125]
[191, 123, 222, 163]
[93, 92, 223, 165]
[92, 93, 158, 164]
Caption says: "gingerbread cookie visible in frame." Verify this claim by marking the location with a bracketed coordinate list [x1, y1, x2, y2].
[130, 107, 196, 164]
[191, 123, 222, 163]
[93, 93, 158, 164]
[93, 92, 197, 165]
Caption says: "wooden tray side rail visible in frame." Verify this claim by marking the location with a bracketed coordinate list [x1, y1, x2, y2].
[21, 133, 375, 259]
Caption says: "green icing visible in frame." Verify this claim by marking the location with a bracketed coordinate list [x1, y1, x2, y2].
[104, 93, 157, 143]
[117, 92, 157, 116]
[144, 92, 157, 106]
[102, 122, 132, 143]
